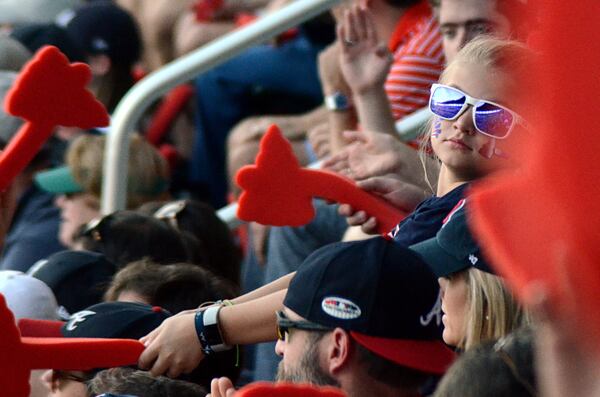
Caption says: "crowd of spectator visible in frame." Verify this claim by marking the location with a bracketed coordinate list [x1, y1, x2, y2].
[0, 0, 596, 396]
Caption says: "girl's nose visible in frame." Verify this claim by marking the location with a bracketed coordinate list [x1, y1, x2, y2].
[453, 106, 476, 135]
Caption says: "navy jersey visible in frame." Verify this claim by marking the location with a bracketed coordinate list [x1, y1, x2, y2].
[388, 183, 469, 246]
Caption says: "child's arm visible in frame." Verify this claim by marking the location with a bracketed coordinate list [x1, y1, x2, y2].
[231, 272, 294, 304]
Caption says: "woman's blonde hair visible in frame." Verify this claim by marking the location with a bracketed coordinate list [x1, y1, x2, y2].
[418, 36, 535, 191]
[460, 268, 530, 350]
[67, 134, 169, 209]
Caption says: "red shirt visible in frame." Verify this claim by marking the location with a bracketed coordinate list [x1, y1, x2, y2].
[385, 1, 445, 120]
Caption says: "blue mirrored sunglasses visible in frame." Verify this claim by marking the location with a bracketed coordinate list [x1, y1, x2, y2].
[429, 84, 526, 139]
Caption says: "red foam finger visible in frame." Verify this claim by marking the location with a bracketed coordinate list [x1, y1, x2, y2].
[0, 292, 143, 397]
[236, 125, 315, 226]
[469, 0, 600, 355]
[0, 46, 108, 192]
[236, 125, 406, 234]
[6, 46, 108, 127]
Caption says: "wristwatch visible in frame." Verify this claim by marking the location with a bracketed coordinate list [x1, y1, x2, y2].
[325, 91, 352, 111]
[195, 305, 232, 354]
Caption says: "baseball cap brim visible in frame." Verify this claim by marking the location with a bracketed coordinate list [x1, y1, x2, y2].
[351, 331, 455, 375]
[35, 166, 83, 194]
[410, 237, 468, 278]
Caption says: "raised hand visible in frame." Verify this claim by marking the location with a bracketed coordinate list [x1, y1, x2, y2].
[338, 5, 392, 95]
[322, 130, 424, 186]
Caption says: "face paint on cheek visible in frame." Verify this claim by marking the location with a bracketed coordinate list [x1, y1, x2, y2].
[478, 140, 496, 159]
[478, 140, 511, 160]
[432, 117, 442, 138]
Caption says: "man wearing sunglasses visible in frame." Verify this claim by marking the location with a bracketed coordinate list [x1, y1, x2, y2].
[207, 238, 455, 397]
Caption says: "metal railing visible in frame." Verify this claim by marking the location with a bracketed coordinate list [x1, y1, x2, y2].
[100, 0, 432, 228]
[101, 0, 342, 214]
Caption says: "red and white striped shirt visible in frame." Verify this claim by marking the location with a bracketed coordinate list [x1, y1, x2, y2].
[385, 1, 445, 120]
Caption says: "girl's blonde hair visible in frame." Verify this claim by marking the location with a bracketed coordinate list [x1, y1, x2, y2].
[460, 268, 530, 350]
[67, 134, 169, 209]
[418, 36, 535, 192]
[439, 35, 533, 88]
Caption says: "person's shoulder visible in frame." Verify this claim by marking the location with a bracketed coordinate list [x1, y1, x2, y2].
[397, 14, 443, 60]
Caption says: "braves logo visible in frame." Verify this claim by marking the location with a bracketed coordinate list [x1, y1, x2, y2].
[65, 310, 96, 331]
[420, 290, 442, 327]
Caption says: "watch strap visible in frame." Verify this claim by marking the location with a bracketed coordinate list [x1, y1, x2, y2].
[194, 305, 232, 355]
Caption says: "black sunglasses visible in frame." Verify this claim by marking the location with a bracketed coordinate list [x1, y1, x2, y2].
[276, 310, 332, 341]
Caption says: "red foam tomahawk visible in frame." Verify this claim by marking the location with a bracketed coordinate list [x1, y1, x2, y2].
[235, 125, 406, 235]
[0, 45, 109, 191]
[0, 294, 143, 397]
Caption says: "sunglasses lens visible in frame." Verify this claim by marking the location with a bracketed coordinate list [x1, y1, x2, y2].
[277, 325, 288, 340]
[474, 102, 514, 138]
[430, 85, 466, 119]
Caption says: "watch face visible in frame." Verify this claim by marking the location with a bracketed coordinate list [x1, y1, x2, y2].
[335, 94, 350, 109]
[326, 92, 351, 111]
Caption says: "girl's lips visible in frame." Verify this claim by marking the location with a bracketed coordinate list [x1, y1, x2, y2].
[445, 138, 472, 151]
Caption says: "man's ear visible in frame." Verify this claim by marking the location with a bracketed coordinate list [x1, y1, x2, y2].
[87, 54, 112, 76]
[326, 328, 353, 375]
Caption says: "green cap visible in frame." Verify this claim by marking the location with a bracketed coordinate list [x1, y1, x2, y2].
[34, 166, 84, 194]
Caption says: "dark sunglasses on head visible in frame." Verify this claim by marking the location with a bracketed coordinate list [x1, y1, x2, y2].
[429, 84, 526, 139]
[153, 200, 187, 230]
[80, 213, 115, 242]
[275, 310, 332, 341]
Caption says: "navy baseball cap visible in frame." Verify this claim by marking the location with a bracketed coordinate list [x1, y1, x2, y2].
[284, 237, 455, 375]
[28, 250, 117, 315]
[410, 201, 494, 278]
[19, 301, 171, 339]
[62, 1, 141, 67]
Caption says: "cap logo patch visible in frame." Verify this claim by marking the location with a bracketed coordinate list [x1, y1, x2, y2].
[321, 297, 361, 320]
[65, 310, 95, 331]
[469, 254, 479, 265]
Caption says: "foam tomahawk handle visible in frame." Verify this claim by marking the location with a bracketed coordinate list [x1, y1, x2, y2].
[235, 125, 407, 234]
[0, 294, 143, 397]
[0, 45, 109, 192]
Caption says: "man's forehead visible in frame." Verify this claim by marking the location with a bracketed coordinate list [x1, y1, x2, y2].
[439, 0, 500, 24]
